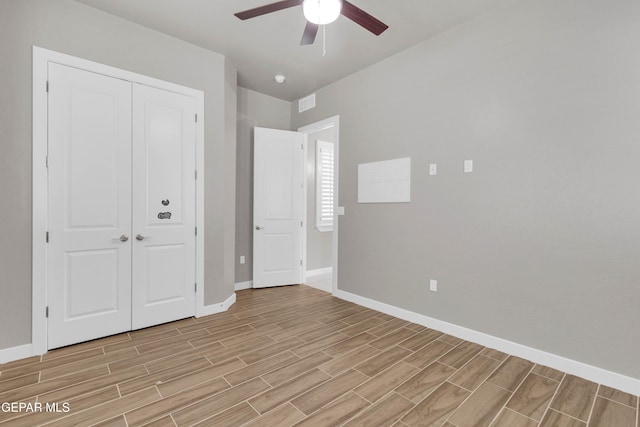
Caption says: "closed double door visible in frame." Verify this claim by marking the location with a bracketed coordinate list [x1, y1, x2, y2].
[47, 63, 196, 349]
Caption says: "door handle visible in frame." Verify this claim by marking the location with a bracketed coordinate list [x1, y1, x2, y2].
[136, 234, 146, 241]
[255, 226, 263, 230]
[119, 235, 129, 242]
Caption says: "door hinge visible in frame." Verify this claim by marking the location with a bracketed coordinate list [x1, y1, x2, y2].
[301, 143, 304, 150]
[45, 156, 49, 168]
[195, 283, 197, 293]
[46, 306, 49, 318]
[195, 113, 198, 123]
[195, 226, 198, 236]
[300, 221, 303, 227]
[300, 259, 303, 266]
[46, 80, 49, 92]
[46, 231, 49, 243]
[195, 170, 198, 180]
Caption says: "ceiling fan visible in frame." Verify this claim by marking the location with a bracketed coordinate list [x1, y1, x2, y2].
[234, 0, 389, 46]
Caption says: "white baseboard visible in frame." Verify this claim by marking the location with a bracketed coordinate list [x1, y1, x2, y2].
[197, 292, 236, 317]
[305, 267, 333, 277]
[0, 343, 35, 365]
[234, 281, 253, 291]
[334, 289, 640, 396]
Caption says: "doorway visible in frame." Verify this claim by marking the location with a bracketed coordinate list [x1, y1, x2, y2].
[299, 116, 340, 294]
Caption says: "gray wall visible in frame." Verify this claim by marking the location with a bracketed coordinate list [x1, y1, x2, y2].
[0, 0, 236, 350]
[292, 0, 640, 379]
[305, 128, 334, 271]
[235, 87, 291, 284]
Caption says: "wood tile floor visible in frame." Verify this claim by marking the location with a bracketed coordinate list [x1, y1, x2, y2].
[1, 285, 638, 426]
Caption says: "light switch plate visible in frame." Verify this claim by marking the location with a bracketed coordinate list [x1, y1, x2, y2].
[429, 163, 437, 176]
[240, 256, 245, 265]
[429, 279, 437, 292]
[337, 206, 345, 216]
[464, 160, 473, 173]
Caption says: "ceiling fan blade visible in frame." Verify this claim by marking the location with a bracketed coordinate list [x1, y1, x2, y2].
[300, 21, 319, 45]
[340, 0, 389, 36]
[235, 0, 303, 20]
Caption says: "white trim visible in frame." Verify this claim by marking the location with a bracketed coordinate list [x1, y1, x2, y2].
[0, 344, 35, 365]
[197, 293, 237, 318]
[32, 46, 206, 354]
[305, 267, 333, 277]
[334, 289, 640, 396]
[234, 281, 253, 291]
[298, 116, 340, 295]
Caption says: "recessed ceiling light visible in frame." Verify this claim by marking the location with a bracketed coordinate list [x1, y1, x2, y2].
[274, 74, 286, 84]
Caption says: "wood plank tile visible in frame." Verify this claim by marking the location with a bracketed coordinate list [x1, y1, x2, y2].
[448, 382, 511, 427]
[224, 351, 300, 386]
[339, 308, 381, 325]
[244, 403, 305, 427]
[598, 385, 638, 408]
[0, 355, 41, 371]
[136, 329, 209, 354]
[492, 408, 538, 427]
[191, 402, 258, 427]
[438, 334, 464, 346]
[343, 392, 414, 426]
[398, 328, 443, 352]
[171, 377, 270, 426]
[292, 333, 350, 358]
[104, 329, 180, 353]
[322, 333, 376, 358]
[292, 369, 368, 415]
[239, 336, 305, 364]
[404, 340, 455, 369]
[587, 396, 636, 427]
[355, 346, 412, 377]
[136, 415, 176, 426]
[487, 356, 534, 392]
[506, 373, 559, 421]
[395, 362, 456, 403]
[540, 409, 586, 427]
[320, 345, 381, 377]
[339, 316, 387, 337]
[46, 386, 161, 427]
[157, 357, 246, 397]
[0, 372, 39, 394]
[293, 392, 369, 427]
[369, 328, 417, 351]
[533, 364, 565, 382]
[93, 415, 129, 427]
[449, 355, 500, 391]
[118, 356, 212, 396]
[0, 347, 105, 381]
[437, 341, 484, 369]
[249, 369, 331, 414]
[38, 365, 147, 403]
[480, 347, 509, 362]
[262, 352, 333, 387]
[355, 361, 419, 403]
[402, 382, 469, 426]
[125, 378, 230, 426]
[549, 374, 598, 422]
[367, 318, 409, 337]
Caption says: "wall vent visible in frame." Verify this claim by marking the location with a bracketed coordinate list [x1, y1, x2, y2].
[298, 94, 316, 113]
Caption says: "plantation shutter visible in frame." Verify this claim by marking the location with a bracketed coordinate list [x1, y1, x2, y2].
[316, 140, 334, 231]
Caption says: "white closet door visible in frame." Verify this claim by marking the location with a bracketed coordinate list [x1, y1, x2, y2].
[131, 84, 196, 329]
[47, 63, 132, 349]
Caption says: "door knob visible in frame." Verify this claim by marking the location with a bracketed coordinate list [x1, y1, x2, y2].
[136, 234, 146, 241]
[119, 235, 129, 242]
[255, 226, 263, 230]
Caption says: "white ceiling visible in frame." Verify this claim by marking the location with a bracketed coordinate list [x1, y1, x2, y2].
[73, 0, 516, 101]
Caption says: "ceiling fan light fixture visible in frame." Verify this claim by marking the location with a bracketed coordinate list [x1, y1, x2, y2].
[302, 0, 342, 25]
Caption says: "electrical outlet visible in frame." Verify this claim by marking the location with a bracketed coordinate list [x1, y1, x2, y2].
[429, 279, 437, 292]
[429, 163, 437, 176]
[240, 256, 245, 265]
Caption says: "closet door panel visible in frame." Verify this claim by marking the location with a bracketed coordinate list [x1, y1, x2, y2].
[131, 83, 196, 329]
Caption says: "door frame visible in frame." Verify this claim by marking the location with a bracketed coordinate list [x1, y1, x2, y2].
[298, 116, 340, 295]
[32, 46, 205, 355]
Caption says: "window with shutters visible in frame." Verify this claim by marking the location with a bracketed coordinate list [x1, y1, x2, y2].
[315, 140, 334, 232]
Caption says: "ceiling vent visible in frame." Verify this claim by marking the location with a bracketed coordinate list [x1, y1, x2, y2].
[298, 94, 316, 113]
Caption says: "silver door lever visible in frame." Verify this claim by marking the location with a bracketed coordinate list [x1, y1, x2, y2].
[136, 234, 146, 241]
[255, 226, 263, 230]
[119, 235, 129, 242]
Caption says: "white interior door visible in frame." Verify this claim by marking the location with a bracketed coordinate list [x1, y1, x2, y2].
[47, 63, 132, 349]
[253, 127, 304, 288]
[131, 84, 196, 329]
